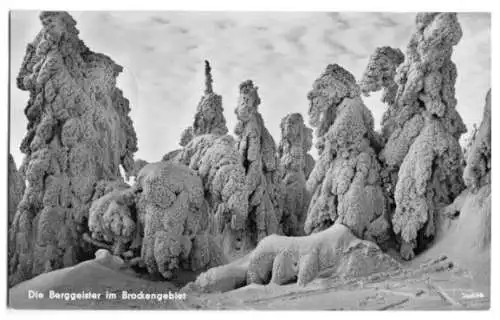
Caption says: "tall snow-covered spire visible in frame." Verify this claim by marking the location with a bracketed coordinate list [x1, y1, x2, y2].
[204, 59, 213, 94]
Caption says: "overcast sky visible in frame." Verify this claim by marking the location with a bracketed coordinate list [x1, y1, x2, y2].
[9, 11, 491, 166]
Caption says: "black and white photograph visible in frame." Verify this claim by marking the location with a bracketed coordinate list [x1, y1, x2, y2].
[4, 1, 495, 312]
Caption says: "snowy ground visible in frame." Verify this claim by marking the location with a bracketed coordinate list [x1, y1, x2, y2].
[8, 249, 489, 310]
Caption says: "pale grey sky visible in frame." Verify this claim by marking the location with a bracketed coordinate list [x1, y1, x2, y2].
[9, 11, 491, 165]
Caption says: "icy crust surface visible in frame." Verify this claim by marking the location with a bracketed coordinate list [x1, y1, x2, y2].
[88, 181, 138, 256]
[135, 162, 224, 279]
[395, 13, 463, 118]
[234, 80, 284, 243]
[278, 113, 315, 236]
[360, 46, 405, 107]
[304, 64, 389, 245]
[9, 11, 137, 286]
[307, 64, 360, 152]
[392, 118, 464, 259]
